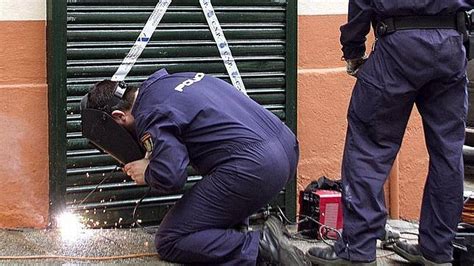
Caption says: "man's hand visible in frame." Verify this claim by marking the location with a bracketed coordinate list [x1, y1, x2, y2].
[124, 158, 149, 185]
[346, 57, 368, 77]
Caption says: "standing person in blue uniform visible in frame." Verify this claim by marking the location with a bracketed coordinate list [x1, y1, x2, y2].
[307, 1, 473, 265]
[84, 68, 308, 265]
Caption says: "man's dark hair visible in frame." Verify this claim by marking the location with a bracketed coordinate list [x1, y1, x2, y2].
[86, 80, 138, 114]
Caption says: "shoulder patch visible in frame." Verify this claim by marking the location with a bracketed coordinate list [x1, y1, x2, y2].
[140, 132, 154, 154]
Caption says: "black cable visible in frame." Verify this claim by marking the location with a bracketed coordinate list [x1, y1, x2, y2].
[77, 165, 155, 234]
[78, 166, 120, 206]
[60, 165, 160, 236]
[276, 205, 294, 225]
[298, 214, 341, 246]
[133, 186, 154, 234]
[275, 205, 341, 246]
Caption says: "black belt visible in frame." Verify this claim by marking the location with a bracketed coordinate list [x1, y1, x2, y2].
[375, 15, 460, 37]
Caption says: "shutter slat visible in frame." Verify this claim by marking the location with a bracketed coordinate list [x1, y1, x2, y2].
[67, 92, 285, 114]
[68, 44, 285, 60]
[67, 60, 285, 78]
[67, 76, 286, 95]
[68, 11, 285, 24]
[66, 179, 201, 205]
[68, 28, 285, 42]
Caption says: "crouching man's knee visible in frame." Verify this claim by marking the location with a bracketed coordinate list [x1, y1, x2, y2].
[154, 233, 180, 262]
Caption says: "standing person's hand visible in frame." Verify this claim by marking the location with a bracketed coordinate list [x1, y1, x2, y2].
[346, 57, 367, 77]
[124, 158, 149, 185]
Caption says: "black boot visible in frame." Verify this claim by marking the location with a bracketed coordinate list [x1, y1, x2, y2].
[393, 241, 452, 266]
[306, 246, 376, 266]
[258, 216, 309, 266]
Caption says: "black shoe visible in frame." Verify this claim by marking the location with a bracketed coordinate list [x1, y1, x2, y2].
[306, 246, 376, 266]
[258, 216, 309, 266]
[393, 241, 452, 266]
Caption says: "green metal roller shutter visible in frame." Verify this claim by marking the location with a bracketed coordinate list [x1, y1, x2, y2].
[61, 0, 297, 228]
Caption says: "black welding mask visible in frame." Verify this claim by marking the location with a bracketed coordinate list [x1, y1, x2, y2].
[80, 81, 145, 165]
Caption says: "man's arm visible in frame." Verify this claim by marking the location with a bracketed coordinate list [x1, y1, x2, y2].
[340, 0, 374, 60]
[135, 113, 190, 193]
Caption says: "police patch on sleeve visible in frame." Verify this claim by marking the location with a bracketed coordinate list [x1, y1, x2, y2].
[141, 132, 154, 154]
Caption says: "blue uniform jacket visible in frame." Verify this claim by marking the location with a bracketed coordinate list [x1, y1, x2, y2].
[131, 69, 291, 193]
[341, 0, 474, 59]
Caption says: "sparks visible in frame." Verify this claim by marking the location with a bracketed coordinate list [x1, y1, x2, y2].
[57, 211, 90, 241]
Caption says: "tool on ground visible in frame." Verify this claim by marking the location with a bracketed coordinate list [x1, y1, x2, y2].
[298, 177, 343, 240]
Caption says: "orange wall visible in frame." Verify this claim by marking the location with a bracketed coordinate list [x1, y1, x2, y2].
[297, 15, 429, 220]
[0, 21, 49, 228]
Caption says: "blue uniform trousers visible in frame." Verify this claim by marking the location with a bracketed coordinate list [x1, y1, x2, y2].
[154, 131, 299, 265]
[334, 29, 468, 263]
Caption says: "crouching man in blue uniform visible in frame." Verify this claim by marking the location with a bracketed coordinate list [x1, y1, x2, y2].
[85, 68, 308, 265]
[307, 1, 473, 265]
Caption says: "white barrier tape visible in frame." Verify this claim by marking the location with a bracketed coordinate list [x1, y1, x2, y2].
[111, 0, 172, 81]
[199, 0, 248, 96]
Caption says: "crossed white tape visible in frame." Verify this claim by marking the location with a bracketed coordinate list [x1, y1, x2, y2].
[111, 0, 247, 95]
[199, 0, 247, 95]
[111, 0, 172, 82]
